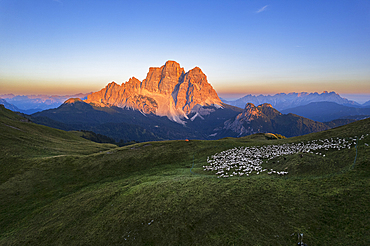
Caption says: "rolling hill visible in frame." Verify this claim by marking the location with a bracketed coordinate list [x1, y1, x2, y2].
[1, 104, 370, 245]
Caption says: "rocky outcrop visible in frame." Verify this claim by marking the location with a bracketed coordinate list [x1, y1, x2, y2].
[85, 61, 222, 123]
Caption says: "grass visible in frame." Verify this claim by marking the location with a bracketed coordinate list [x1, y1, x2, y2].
[0, 105, 370, 245]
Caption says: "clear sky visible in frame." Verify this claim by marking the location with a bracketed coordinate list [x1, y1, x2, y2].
[0, 0, 369, 102]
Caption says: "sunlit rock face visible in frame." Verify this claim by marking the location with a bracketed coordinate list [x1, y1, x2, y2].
[85, 61, 222, 123]
[64, 98, 83, 104]
[142, 61, 185, 95]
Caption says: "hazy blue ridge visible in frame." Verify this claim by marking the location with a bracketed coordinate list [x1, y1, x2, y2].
[281, 101, 370, 122]
[223, 91, 361, 111]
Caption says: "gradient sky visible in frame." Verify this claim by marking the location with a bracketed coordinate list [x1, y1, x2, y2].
[0, 0, 369, 102]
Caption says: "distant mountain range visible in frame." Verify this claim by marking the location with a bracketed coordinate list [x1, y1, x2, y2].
[0, 93, 90, 114]
[281, 101, 370, 122]
[222, 91, 365, 111]
[363, 100, 370, 107]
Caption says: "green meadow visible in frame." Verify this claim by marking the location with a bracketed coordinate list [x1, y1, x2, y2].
[1, 105, 369, 245]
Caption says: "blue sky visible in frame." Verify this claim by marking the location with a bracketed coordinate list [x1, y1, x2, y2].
[0, 0, 369, 102]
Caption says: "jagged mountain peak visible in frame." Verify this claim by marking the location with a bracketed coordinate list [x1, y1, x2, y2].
[127, 77, 140, 83]
[142, 60, 185, 95]
[84, 61, 222, 123]
[188, 66, 203, 74]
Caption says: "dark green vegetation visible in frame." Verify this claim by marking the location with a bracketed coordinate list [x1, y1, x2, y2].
[1, 105, 370, 245]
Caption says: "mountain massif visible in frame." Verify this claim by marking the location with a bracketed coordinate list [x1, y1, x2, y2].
[85, 60, 222, 124]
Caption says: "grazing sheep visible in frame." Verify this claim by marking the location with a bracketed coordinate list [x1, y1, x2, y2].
[202, 134, 367, 178]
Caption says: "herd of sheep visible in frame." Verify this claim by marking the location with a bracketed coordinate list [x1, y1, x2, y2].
[203, 134, 368, 178]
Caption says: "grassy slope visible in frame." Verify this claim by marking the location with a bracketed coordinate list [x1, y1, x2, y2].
[0, 105, 369, 245]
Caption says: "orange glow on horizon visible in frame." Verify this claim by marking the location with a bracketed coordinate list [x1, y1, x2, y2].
[1, 76, 369, 97]
[0, 77, 106, 96]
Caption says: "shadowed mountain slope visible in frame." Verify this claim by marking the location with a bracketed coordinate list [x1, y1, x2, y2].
[0, 99, 21, 112]
[31, 100, 242, 142]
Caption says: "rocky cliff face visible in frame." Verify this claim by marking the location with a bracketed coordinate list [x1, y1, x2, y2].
[85, 61, 222, 123]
